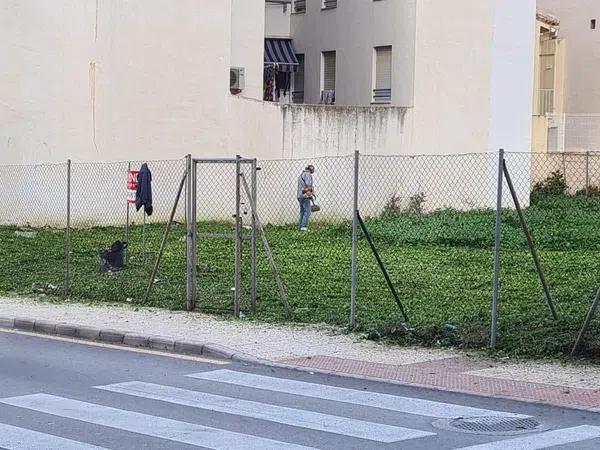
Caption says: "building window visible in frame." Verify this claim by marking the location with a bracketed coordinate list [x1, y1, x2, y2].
[373, 46, 392, 103]
[292, 0, 306, 14]
[322, 0, 337, 9]
[293, 54, 305, 104]
[321, 51, 336, 104]
[592, 19, 597, 30]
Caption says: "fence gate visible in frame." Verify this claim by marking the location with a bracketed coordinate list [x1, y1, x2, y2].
[186, 156, 257, 317]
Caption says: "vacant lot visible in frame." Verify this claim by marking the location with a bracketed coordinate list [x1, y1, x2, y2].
[2, 195, 600, 359]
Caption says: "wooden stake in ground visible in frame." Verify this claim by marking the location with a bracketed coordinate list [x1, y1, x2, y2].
[571, 287, 600, 356]
[240, 173, 291, 318]
[142, 169, 187, 304]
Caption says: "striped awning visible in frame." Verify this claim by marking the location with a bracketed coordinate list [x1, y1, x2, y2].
[264, 39, 299, 72]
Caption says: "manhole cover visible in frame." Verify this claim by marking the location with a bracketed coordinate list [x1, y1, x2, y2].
[432, 416, 544, 436]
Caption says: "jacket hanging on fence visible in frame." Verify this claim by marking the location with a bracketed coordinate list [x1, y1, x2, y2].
[135, 163, 153, 216]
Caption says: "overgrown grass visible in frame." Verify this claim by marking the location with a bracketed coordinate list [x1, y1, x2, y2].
[2, 195, 600, 359]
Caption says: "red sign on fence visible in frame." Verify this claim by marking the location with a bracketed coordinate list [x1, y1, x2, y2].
[127, 170, 139, 204]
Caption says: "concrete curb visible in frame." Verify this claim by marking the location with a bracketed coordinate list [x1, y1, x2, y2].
[0, 315, 235, 361]
[2, 314, 599, 414]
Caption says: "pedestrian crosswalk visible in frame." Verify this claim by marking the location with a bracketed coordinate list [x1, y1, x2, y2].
[187, 369, 528, 419]
[0, 368, 599, 449]
[97, 381, 433, 443]
[0, 423, 108, 450]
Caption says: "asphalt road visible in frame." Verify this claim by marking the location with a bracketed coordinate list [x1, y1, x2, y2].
[1, 330, 600, 449]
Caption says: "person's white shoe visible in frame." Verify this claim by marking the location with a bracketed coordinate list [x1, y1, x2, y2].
[300, 227, 308, 231]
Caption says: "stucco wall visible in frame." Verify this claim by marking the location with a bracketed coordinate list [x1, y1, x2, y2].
[290, 0, 416, 107]
[265, 1, 291, 38]
[0, 0, 273, 164]
[281, 105, 411, 159]
[411, 0, 496, 155]
[231, 0, 265, 100]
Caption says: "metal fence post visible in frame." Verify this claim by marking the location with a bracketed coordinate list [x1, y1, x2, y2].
[65, 159, 72, 297]
[185, 154, 196, 311]
[586, 151, 590, 197]
[350, 150, 360, 327]
[491, 149, 504, 348]
[125, 161, 131, 264]
[234, 155, 242, 318]
[250, 158, 258, 313]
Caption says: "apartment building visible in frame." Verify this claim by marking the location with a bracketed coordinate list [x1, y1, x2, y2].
[1, 0, 538, 166]
[538, 0, 600, 114]
[265, 0, 414, 107]
[266, 0, 538, 158]
[532, 0, 600, 152]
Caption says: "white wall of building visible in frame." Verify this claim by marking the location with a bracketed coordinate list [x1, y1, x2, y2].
[265, 1, 291, 38]
[0, 0, 271, 165]
[231, 0, 265, 100]
[488, 0, 537, 204]
[290, 0, 417, 106]
[488, 0, 536, 154]
[411, 0, 496, 155]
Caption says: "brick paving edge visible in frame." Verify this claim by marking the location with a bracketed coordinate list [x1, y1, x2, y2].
[1, 314, 600, 414]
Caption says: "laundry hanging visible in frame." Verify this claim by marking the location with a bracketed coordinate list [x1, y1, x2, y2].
[135, 163, 153, 216]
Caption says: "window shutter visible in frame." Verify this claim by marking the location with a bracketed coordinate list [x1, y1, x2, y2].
[323, 51, 336, 91]
[374, 46, 392, 102]
[375, 46, 392, 90]
[294, 0, 306, 14]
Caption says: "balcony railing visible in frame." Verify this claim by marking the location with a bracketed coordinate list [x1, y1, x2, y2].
[292, 91, 305, 104]
[373, 88, 392, 104]
[538, 89, 554, 115]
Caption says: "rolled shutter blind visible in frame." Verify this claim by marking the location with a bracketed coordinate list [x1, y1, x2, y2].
[323, 51, 336, 91]
[375, 46, 392, 90]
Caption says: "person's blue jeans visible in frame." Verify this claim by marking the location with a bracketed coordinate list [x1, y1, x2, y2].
[298, 197, 312, 229]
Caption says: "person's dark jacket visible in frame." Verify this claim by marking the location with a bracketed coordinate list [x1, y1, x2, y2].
[135, 163, 153, 216]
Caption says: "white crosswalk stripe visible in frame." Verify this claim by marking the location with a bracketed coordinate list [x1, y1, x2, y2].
[456, 425, 600, 449]
[96, 380, 435, 443]
[0, 423, 108, 450]
[0, 393, 317, 450]
[187, 369, 530, 419]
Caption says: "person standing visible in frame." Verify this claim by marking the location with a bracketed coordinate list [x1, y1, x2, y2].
[297, 165, 315, 231]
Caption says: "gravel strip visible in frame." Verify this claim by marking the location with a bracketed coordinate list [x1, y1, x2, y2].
[0, 297, 452, 365]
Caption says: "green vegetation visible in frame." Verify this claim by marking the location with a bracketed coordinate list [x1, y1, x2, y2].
[2, 194, 600, 359]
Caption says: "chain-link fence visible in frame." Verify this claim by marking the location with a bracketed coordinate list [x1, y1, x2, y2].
[547, 114, 600, 153]
[2, 151, 600, 357]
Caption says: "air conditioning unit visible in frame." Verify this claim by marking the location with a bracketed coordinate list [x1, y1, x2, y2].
[230, 67, 245, 92]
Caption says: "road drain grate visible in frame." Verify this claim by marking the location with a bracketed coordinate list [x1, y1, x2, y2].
[433, 416, 543, 436]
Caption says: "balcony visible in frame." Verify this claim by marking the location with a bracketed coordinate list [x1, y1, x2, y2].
[538, 89, 554, 115]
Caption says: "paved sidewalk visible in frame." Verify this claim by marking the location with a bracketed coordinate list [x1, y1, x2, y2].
[2, 297, 600, 412]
